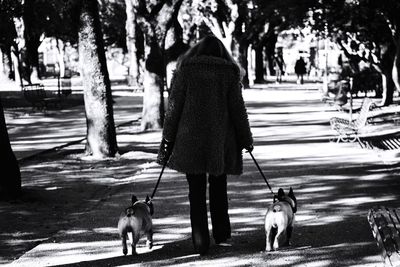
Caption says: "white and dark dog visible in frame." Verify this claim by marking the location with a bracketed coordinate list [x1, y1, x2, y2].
[117, 195, 154, 255]
[264, 188, 297, 251]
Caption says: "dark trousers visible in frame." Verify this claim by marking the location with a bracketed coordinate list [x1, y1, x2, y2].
[186, 173, 231, 253]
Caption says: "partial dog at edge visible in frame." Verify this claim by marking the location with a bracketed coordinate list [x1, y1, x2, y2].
[264, 187, 297, 251]
[117, 195, 154, 255]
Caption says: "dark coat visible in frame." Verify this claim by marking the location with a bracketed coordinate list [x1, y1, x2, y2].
[157, 56, 253, 175]
[295, 58, 307, 75]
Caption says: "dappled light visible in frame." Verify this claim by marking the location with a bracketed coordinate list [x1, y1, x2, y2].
[2, 88, 398, 266]
[2, 0, 400, 265]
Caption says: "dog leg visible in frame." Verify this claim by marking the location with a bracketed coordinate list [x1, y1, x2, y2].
[146, 229, 153, 249]
[273, 228, 286, 251]
[131, 233, 140, 255]
[265, 225, 273, 252]
[121, 233, 128, 255]
[285, 225, 293, 246]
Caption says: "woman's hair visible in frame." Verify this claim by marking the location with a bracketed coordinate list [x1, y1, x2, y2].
[176, 35, 236, 70]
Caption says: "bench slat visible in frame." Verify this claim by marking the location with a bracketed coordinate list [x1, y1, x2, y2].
[22, 83, 60, 111]
[330, 98, 374, 143]
[368, 207, 400, 266]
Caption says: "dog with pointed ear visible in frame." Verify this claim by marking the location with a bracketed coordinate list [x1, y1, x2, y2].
[265, 187, 297, 251]
[117, 194, 154, 255]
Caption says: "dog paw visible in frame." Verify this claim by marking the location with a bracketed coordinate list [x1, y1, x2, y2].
[123, 248, 127, 255]
[265, 246, 272, 252]
[147, 241, 153, 249]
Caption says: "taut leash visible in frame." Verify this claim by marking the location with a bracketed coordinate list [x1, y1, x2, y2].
[248, 150, 275, 196]
[149, 160, 168, 202]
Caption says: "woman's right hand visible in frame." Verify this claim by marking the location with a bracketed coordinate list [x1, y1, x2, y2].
[245, 144, 254, 153]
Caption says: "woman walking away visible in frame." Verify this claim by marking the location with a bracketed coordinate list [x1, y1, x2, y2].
[295, 56, 307, 84]
[157, 35, 253, 256]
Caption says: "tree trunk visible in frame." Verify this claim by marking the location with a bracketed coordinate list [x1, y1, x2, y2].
[0, 49, 12, 84]
[135, 0, 183, 131]
[11, 45, 23, 88]
[79, 0, 118, 158]
[141, 42, 164, 131]
[381, 43, 396, 106]
[4, 48, 14, 80]
[381, 72, 395, 106]
[392, 37, 400, 92]
[265, 33, 278, 76]
[12, 17, 25, 86]
[56, 39, 66, 78]
[254, 45, 265, 83]
[23, 0, 41, 83]
[0, 98, 21, 200]
[125, 0, 141, 87]
[25, 38, 41, 83]
[141, 66, 163, 130]
[0, 48, 19, 90]
[238, 42, 250, 88]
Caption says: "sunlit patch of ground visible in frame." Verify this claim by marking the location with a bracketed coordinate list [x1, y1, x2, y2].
[2, 88, 399, 266]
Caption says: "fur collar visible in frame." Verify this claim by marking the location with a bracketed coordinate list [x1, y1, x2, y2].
[182, 55, 239, 71]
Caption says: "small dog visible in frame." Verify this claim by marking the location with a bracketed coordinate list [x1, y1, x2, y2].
[264, 187, 297, 251]
[117, 195, 154, 255]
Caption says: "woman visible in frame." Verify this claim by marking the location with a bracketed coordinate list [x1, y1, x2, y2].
[157, 35, 253, 255]
[295, 56, 307, 84]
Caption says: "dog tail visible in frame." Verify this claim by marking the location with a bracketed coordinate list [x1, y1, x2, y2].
[273, 205, 281, 212]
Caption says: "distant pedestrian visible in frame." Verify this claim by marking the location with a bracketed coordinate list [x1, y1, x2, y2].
[274, 49, 286, 83]
[157, 35, 253, 256]
[295, 56, 307, 84]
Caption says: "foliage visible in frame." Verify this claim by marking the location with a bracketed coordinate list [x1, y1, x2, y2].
[0, 0, 22, 47]
[99, 0, 127, 50]
[309, 0, 394, 69]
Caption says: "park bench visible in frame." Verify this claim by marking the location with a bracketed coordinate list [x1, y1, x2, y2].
[368, 207, 400, 267]
[22, 83, 60, 111]
[358, 133, 400, 150]
[330, 97, 374, 143]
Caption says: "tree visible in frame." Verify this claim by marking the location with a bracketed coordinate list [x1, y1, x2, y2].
[78, 0, 118, 158]
[22, 0, 60, 82]
[0, 98, 21, 199]
[99, 0, 127, 49]
[133, 0, 184, 131]
[309, 0, 399, 106]
[0, 0, 24, 87]
[125, 0, 143, 87]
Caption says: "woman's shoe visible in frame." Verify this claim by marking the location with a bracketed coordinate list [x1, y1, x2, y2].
[217, 242, 232, 247]
[216, 240, 232, 247]
[192, 227, 210, 255]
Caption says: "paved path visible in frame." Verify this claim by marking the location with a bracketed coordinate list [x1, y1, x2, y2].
[5, 85, 400, 266]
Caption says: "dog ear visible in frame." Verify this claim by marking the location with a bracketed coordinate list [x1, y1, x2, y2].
[131, 195, 138, 204]
[149, 202, 154, 216]
[277, 188, 285, 200]
[288, 187, 296, 200]
[288, 187, 297, 213]
[145, 195, 154, 216]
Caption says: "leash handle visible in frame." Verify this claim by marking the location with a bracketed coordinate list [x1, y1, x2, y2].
[150, 160, 168, 201]
[248, 151, 274, 195]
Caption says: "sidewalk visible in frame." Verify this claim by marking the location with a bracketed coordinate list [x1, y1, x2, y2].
[2, 83, 399, 266]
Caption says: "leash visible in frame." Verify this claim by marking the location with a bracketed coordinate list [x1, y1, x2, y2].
[149, 160, 168, 202]
[248, 150, 275, 196]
